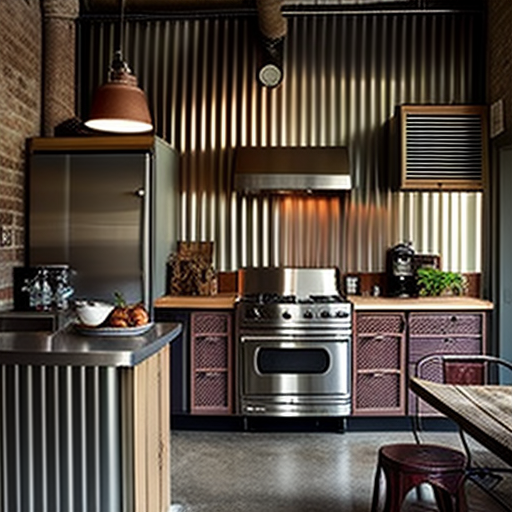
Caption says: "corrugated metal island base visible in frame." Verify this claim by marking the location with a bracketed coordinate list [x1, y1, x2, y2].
[0, 321, 181, 512]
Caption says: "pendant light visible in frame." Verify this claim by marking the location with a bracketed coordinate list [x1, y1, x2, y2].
[85, 1, 153, 134]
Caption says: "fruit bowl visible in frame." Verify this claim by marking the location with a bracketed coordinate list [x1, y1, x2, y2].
[75, 301, 115, 327]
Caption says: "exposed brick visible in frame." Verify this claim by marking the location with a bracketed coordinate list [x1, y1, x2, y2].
[0, 0, 41, 308]
[488, 0, 512, 143]
[0, 212, 14, 225]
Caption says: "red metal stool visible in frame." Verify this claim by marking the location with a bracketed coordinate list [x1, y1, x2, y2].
[371, 444, 467, 512]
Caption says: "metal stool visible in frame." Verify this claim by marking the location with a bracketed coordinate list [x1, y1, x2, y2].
[371, 443, 467, 512]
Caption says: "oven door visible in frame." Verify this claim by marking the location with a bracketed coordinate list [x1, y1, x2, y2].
[239, 335, 351, 416]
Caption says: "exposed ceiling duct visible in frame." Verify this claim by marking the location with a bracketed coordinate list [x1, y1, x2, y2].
[255, 0, 286, 39]
[234, 147, 352, 194]
[81, 0, 287, 86]
[80, 1, 482, 15]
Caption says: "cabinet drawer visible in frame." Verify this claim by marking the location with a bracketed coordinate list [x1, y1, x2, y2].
[355, 372, 402, 412]
[409, 313, 482, 336]
[193, 371, 228, 410]
[192, 313, 230, 334]
[356, 336, 402, 370]
[356, 314, 405, 334]
[194, 336, 228, 369]
[409, 337, 482, 365]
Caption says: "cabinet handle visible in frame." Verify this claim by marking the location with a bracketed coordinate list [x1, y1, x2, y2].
[444, 338, 455, 344]
[450, 316, 458, 323]
[372, 372, 385, 378]
[373, 335, 384, 342]
[200, 372, 218, 378]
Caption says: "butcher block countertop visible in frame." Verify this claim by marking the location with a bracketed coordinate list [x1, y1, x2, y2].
[154, 293, 238, 309]
[350, 296, 494, 311]
[155, 294, 493, 311]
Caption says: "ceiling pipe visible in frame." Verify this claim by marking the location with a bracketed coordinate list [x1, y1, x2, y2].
[41, 0, 80, 136]
[255, 0, 286, 40]
[82, 0, 288, 87]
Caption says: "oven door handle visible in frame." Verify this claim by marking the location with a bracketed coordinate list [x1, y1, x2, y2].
[239, 335, 351, 343]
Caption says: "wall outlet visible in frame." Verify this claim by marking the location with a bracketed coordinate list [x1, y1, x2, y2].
[0, 226, 13, 247]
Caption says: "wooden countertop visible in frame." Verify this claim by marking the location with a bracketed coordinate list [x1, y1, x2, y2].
[155, 294, 493, 311]
[350, 296, 494, 311]
[154, 293, 238, 309]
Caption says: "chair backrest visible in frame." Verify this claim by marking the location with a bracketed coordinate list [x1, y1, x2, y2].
[443, 361, 485, 385]
[416, 354, 512, 386]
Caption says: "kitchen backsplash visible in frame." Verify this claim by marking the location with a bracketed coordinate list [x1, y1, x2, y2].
[80, 12, 485, 275]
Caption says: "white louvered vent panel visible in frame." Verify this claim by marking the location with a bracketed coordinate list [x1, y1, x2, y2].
[400, 106, 488, 191]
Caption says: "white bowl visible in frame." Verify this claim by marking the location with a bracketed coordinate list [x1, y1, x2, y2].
[75, 301, 115, 327]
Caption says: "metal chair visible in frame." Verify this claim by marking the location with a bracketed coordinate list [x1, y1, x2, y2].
[371, 354, 512, 512]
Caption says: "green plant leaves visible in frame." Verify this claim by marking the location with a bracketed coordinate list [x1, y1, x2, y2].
[416, 267, 466, 297]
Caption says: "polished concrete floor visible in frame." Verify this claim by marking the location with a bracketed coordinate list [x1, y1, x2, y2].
[171, 429, 511, 512]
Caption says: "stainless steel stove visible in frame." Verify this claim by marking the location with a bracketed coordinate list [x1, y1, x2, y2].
[236, 267, 352, 417]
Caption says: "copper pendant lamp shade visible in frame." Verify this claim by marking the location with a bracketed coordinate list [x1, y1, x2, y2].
[85, 51, 153, 134]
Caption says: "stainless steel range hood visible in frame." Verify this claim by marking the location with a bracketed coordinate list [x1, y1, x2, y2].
[234, 146, 351, 193]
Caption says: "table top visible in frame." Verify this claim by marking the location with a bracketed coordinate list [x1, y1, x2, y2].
[0, 322, 182, 367]
[410, 377, 512, 465]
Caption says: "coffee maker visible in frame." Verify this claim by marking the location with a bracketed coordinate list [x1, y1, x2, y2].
[386, 242, 416, 297]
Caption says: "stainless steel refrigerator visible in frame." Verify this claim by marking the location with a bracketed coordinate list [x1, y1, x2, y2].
[27, 136, 179, 318]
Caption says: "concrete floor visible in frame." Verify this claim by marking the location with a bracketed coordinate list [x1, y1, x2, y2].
[170, 429, 511, 512]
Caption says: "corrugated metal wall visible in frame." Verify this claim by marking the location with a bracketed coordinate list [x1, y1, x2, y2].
[0, 365, 121, 512]
[79, 11, 485, 272]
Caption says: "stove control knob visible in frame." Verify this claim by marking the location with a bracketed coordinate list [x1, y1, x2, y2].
[303, 310, 314, 319]
[282, 311, 292, 320]
[320, 310, 331, 319]
[336, 310, 350, 318]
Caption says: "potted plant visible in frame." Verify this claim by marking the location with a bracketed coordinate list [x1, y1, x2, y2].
[416, 267, 466, 297]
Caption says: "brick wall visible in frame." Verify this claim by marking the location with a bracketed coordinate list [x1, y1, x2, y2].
[488, 0, 512, 145]
[0, 0, 42, 309]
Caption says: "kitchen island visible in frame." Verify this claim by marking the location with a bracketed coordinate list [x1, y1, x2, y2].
[0, 321, 181, 512]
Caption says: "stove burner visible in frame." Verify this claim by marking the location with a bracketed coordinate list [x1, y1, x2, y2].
[242, 293, 297, 305]
[242, 293, 347, 305]
[307, 295, 346, 304]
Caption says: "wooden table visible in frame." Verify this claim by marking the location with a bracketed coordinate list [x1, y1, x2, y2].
[409, 377, 512, 465]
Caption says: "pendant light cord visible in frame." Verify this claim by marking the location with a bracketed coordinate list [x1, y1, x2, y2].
[119, 0, 125, 56]
[111, 0, 129, 77]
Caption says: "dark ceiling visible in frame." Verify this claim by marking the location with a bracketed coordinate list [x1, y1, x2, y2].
[79, 0, 485, 16]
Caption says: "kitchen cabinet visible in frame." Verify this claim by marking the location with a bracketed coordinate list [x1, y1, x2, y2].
[353, 313, 406, 416]
[351, 297, 492, 417]
[154, 294, 237, 416]
[408, 312, 485, 415]
[190, 311, 233, 414]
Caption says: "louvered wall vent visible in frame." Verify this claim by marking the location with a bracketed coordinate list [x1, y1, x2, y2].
[400, 105, 488, 191]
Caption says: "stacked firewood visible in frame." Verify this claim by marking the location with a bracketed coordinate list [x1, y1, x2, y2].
[168, 242, 217, 296]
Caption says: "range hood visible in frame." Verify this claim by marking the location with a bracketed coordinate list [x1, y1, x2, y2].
[234, 146, 351, 193]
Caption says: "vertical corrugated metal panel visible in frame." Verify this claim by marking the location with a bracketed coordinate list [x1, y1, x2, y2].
[79, 12, 485, 272]
[0, 365, 120, 512]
